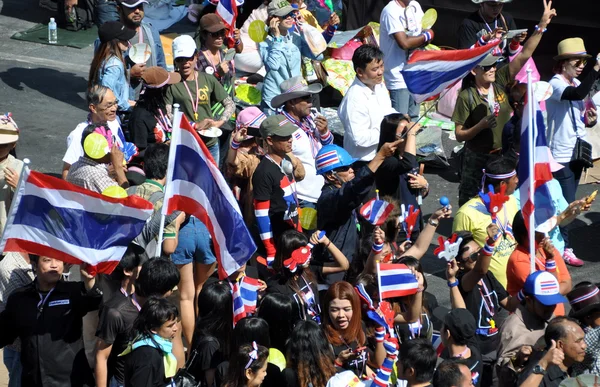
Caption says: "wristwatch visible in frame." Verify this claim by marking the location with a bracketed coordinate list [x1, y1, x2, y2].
[532, 364, 546, 375]
[428, 218, 439, 227]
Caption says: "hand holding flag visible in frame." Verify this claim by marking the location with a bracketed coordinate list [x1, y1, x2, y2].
[377, 262, 419, 299]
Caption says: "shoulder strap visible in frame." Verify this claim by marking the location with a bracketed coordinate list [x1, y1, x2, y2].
[147, 190, 164, 204]
[568, 101, 581, 138]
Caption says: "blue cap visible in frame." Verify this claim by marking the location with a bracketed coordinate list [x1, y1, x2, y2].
[523, 271, 568, 306]
[315, 144, 357, 175]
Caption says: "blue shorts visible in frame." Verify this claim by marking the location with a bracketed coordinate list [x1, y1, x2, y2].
[171, 216, 217, 266]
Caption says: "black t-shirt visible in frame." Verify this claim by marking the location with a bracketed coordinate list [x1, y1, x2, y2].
[395, 312, 433, 343]
[266, 273, 321, 323]
[218, 360, 284, 387]
[330, 322, 370, 377]
[128, 104, 166, 163]
[374, 152, 416, 201]
[282, 367, 299, 387]
[441, 344, 484, 387]
[190, 335, 225, 383]
[457, 271, 508, 355]
[123, 345, 168, 387]
[96, 296, 140, 383]
[457, 11, 517, 51]
[252, 155, 300, 240]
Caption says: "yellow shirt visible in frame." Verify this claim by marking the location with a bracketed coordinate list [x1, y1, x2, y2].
[452, 196, 518, 288]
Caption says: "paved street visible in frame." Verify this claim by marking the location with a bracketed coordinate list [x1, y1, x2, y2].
[1, 0, 600, 384]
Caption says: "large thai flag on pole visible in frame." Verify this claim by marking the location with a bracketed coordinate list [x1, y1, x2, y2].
[377, 262, 419, 299]
[517, 75, 557, 272]
[164, 111, 256, 279]
[0, 167, 153, 274]
[401, 41, 501, 103]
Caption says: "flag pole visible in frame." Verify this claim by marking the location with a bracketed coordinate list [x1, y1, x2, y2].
[0, 158, 30, 252]
[376, 260, 382, 305]
[397, 86, 453, 141]
[526, 70, 536, 274]
[156, 105, 182, 258]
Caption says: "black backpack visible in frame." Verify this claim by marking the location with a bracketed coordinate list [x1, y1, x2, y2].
[56, 0, 95, 31]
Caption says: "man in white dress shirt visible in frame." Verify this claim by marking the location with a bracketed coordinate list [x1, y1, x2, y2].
[338, 45, 396, 166]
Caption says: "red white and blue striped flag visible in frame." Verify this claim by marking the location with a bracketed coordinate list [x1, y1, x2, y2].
[0, 169, 153, 274]
[517, 87, 557, 232]
[216, 0, 240, 37]
[164, 112, 256, 280]
[231, 275, 260, 325]
[377, 263, 419, 299]
[359, 198, 394, 226]
[401, 41, 501, 103]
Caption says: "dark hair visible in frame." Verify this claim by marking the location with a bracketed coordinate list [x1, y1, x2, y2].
[89, 40, 126, 89]
[233, 317, 271, 351]
[137, 87, 167, 118]
[130, 296, 179, 343]
[352, 44, 384, 72]
[433, 360, 466, 387]
[223, 343, 269, 387]
[481, 156, 516, 192]
[273, 230, 317, 295]
[258, 293, 300, 353]
[378, 113, 408, 150]
[544, 316, 581, 347]
[192, 280, 234, 357]
[398, 256, 428, 291]
[399, 338, 437, 383]
[111, 243, 148, 282]
[507, 81, 527, 107]
[455, 231, 476, 263]
[287, 320, 336, 387]
[135, 258, 180, 298]
[512, 210, 527, 247]
[80, 123, 102, 150]
[143, 143, 170, 180]
[322, 281, 365, 347]
[553, 59, 568, 74]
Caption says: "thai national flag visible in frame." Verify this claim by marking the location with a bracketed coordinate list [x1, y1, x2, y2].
[517, 87, 556, 232]
[0, 169, 153, 274]
[216, 0, 240, 37]
[359, 198, 394, 226]
[401, 41, 501, 103]
[377, 263, 419, 299]
[231, 276, 260, 325]
[164, 112, 256, 279]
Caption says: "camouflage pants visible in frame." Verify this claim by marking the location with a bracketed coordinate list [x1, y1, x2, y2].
[459, 148, 496, 207]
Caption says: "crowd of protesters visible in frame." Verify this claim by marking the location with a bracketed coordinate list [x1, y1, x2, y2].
[1, 0, 600, 386]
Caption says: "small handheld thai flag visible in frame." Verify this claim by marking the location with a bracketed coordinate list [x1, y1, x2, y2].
[359, 198, 394, 226]
[355, 283, 389, 330]
[377, 262, 419, 299]
[231, 276, 260, 325]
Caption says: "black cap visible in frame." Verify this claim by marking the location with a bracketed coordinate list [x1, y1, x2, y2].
[98, 21, 136, 43]
[435, 307, 476, 344]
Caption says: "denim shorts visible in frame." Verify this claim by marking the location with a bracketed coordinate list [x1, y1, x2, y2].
[171, 216, 217, 265]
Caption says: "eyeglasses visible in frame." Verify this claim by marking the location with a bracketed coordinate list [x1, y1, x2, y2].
[209, 30, 226, 38]
[334, 165, 352, 173]
[96, 101, 118, 111]
[478, 64, 497, 72]
[570, 59, 588, 67]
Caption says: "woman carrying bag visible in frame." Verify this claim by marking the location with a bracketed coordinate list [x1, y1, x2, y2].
[547, 38, 599, 267]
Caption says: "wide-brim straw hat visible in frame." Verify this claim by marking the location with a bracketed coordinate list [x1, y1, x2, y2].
[554, 38, 592, 61]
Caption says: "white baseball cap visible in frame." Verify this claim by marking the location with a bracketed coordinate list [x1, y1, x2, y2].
[172, 35, 197, 59]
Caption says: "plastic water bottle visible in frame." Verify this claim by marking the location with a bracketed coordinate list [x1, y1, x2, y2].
[48, 17, 57, 44]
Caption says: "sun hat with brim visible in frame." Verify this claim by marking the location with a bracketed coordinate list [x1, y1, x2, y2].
[471, 0, 512, 4]
[259, 115, 298, 138]
[200, 13, 227, 33]
[117, 0, 148, 7]
[271, 76, 323, 108]
[141, 67, 181, 88]
[98, 21, 136, 43]
[554, 38, 592, 61]
[478, 53, 505, 68]
[0, 115, 19, 145]
[568, 283, 600, 319]
[524, 271, 568, 306]
[237, 107, 267, 138]
[268, 0, 295, 17]
[172, 35, 197, 59]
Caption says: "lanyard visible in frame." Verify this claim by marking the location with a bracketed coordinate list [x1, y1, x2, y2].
[155, 108, 172, 134]
[120, 287, 129, 297]
[131, 294, 142, 312]
[182, 73, 200, 122]
[281, 110, 320, 158]
[478, 279, 495, 317]
[202, 49, 222, 72]
[137, 26, 143, 44]
[37, 287, 56, 312]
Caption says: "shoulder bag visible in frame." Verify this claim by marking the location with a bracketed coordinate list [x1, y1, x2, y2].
[569, 101, 594, 168]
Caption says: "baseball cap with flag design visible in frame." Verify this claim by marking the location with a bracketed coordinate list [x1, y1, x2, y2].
[315, 144, 357, 175]
[524, 271, 568, 306]
[259, 115, 297, 138]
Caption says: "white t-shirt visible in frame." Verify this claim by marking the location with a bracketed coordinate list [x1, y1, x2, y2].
[379, 0, 424, 91]
[62, 120, 123, 165]
[547, 75, 586, 163]
[291, 128, 324, 203]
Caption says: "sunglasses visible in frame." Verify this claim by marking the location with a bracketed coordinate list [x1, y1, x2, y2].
[334, 165, 352, 172]
[298, 94, 312, 102]
[282, 11, 298, 19]
[174, 56, 195, 63]
[570, 59, 588, 67]
[209, 30, 226, 38]
[270, 134, 292, 141]
[461, 249, 480, 263]
[478, 64, 497, 72]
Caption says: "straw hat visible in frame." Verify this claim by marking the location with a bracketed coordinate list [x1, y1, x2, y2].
[0, 114, 19, 145]
[554, 38, 592, 61]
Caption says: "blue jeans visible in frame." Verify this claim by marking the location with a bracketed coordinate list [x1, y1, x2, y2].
[94, 0, 119, 26]
[553, 160, 585, 248]
[389, 88, 419, 121]
[4, 347, 22, 387]
[109, 376, 124, 387]
[171, 216, 217, 265]
[207, 142, 220, 166]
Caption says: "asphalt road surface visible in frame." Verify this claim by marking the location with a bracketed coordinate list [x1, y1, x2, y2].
[1, 0, 600, 383]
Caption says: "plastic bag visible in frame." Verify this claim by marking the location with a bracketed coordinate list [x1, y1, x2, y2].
[302, 23, 328, 56]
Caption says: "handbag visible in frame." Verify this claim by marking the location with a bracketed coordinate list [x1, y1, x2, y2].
[302, 58, 328, 86]
[569, 102, 594, 168]
[173, 349, 201, 387]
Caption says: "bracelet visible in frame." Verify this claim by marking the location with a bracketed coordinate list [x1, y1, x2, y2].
[334, 359, 343, 367]
[447, 280, 459, 288]
[545, 259, 557, 272]
[428, 218, 439, 227]
[235, 39, 241, 45]
[326, 241, 332, 249]
[534, 25, 547, 33]
[517, 289, 525, 302]
[230, 139, 241, 150]
[422, 30, 433, 43]
[372, 241, 384, 253]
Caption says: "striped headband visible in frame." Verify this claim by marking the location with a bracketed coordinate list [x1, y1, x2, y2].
[570, 287, 600, 305]
[284, 81, 308, 94]
[481, 169, 516, 191]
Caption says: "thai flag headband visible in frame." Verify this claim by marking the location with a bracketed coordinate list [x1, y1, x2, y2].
[481, 169, 516, 191]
